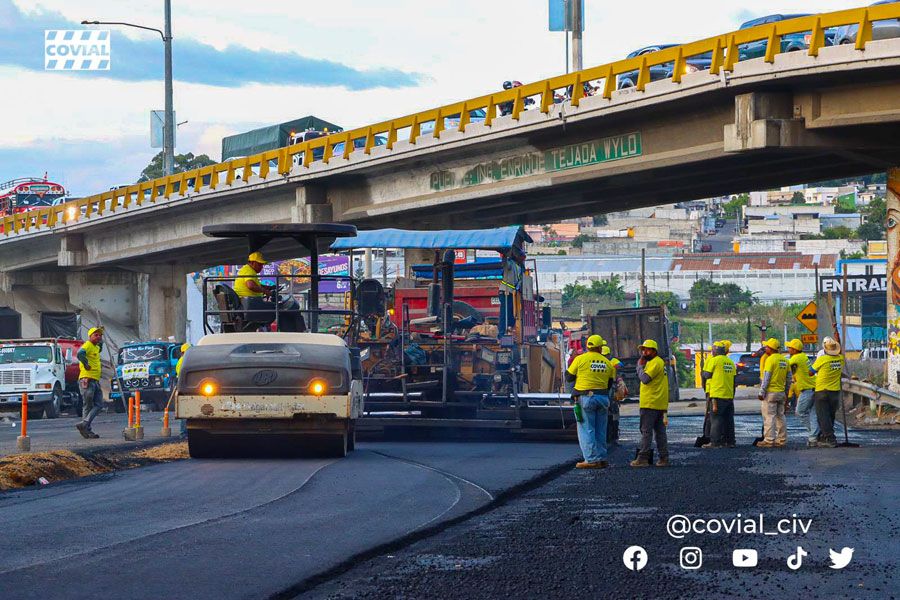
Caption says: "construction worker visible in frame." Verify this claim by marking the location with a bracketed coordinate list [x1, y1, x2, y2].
[757, 338, 791, 448]
[631, 339, 669, 467]
[175, 342, 190, 436]
[701, 341, 736, 448]
[75, 327, 104, 439]
[566, 334, 614, 469]
[809, 337, 846, 448]
[176, 342, 190, 377]
[234, 252, 305, 332]
[601, 345, 622, 444]
[786, 338, 818, 447]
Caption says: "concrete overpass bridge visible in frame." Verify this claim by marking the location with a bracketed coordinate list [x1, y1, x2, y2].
[2, 6, 900, 341]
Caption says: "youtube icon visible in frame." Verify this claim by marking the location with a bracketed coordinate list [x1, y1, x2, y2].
[733, 549, 758, 567]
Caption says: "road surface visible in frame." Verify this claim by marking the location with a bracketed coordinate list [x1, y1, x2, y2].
[312, 416, 900, 599]
[0, 441, 578, 600]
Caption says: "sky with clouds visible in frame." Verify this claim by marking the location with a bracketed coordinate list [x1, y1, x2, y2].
[0, 0, 871, 196]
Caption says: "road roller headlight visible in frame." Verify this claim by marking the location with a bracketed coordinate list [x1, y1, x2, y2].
[308, 379, 327, 396]
[199, 380, 218, 396]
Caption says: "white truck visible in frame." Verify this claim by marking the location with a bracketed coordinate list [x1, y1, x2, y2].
[0, 338, 83, 419]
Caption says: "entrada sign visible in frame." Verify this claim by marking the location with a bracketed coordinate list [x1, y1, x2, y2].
[819, 274, 887, 294]
[429, 132, 642, 192]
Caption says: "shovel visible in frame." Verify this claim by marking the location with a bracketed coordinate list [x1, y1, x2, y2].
[751, 424, 765, 446]
[694, 395, 711, 447]
[836, 389, 860, 448]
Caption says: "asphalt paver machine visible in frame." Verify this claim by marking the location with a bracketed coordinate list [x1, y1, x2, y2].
[331, 226, 576, 436]
[176, 223, 365, 457]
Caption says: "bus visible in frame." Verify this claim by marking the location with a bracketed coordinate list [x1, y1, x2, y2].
[0, 177, 67, 217]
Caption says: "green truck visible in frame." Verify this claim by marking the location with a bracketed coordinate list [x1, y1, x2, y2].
[221, 115, 342, 161]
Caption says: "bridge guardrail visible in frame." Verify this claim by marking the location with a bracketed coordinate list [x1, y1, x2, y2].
[3, 4, 900, 237]
[843, 377, 900, 410]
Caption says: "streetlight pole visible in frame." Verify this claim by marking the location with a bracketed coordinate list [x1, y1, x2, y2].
[163, 0, 174, 176]
[82, 0, 174, 176]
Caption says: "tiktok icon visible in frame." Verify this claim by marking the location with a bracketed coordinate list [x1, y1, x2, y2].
[787, 546, 808, 571]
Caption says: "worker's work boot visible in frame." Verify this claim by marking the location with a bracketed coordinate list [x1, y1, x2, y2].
[75, 422, 91, 439]
[87, 431, 100, 439]
[755, 440, 775, 448]
[819, 438, 837, 448]
[629, 456, 651, 468]
[701, 443, 722, 449]
[576, 461, 608, 469]
[774, 441, 787, 448]
[655, 457, 670, 467]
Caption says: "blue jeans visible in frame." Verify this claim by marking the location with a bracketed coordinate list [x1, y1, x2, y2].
[576, 392, 609, 463]
[795, 389, 819, 441]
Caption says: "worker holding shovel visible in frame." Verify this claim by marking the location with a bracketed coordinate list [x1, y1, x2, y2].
[700, 341, 737, 448]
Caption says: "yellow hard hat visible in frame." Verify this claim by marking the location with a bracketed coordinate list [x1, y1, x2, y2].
[87, 327, 104, 337]
[764, 337, 780, 350]
[713, 340, 726, 349]
[248, 251, 268, 264]
[786, 338, 803, 352]
[721, 339, 733, 351]
[180, 342, 191, 352]
[600, 345, 611, 356]
[586, 334, 604, 349]
[639, 339, 659, 351]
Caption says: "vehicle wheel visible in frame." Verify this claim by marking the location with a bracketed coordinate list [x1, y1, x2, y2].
[321, 432, 348, 458]
[617, 79, 634, 90]
[28, 405, 44, 420]
[187, 430, 216, 458]
[45, 387, 62, 419]
[452, 300, 484, 324]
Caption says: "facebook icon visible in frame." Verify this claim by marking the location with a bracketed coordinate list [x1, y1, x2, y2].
[623, 546, 648, 571]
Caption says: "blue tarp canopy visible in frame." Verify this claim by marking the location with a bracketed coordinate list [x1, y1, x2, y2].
[331, 226, 531, 251]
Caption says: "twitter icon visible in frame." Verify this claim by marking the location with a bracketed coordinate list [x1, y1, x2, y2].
[829, 547, 854, 569]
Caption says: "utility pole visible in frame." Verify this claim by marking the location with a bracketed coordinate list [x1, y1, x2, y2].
[640, 248, 647, 307]
[163, 0, 174, 176]
[571, 0, 583, 72]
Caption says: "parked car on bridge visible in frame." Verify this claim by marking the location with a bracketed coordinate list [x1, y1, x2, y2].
[737, 14, 838, 59]
[729, 351, 760, 387]
[616, 45, 712, 89]
[832, 1, 900, 45]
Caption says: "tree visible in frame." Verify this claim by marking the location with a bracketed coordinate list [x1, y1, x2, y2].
[722, 193, 749, 219]
[590, 276, 625, 302]
[139, 151, 217, 182]
[592, 214, 608, 226]
[819, 225, 854, 240]
[790, 191, 806, 205]
[689, 279, 754, 313]
[856, 197, 886, 240]
[571, 233, 595, 249]
[646, 291, 680, 314]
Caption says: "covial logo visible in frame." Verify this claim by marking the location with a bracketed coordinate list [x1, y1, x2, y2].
[45, 30, 110, 71]
[622, 546, 648, 571]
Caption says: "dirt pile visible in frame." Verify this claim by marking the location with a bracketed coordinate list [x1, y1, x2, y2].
[0, 441, 189, 490]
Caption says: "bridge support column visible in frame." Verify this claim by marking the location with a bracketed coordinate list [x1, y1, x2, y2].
[138, 265, 190, 341]
[293, 184, 333, 223]
[887, 169, 900, 393]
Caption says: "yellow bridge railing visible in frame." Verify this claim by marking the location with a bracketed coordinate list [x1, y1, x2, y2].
[3, 4, 899, 237]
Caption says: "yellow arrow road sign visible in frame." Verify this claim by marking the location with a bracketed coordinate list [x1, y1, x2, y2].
[796, 301, 818, 333]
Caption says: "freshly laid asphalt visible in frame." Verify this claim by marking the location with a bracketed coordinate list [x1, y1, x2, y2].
[0, 441, 578, 600]
[309, 416, 900, 600]
[3, 404, 896, 600]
